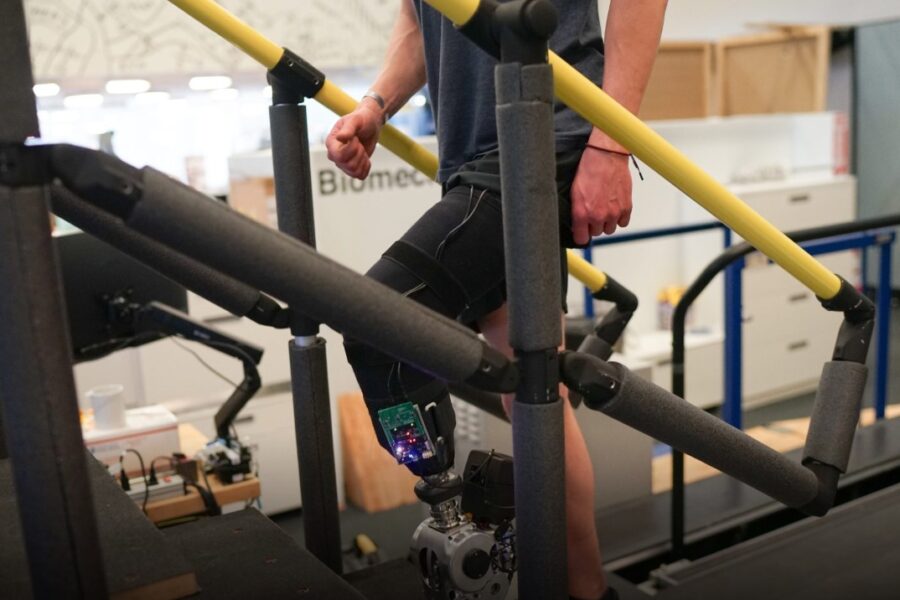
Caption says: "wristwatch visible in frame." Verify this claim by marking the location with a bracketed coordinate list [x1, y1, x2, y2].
[362, 90, 388, 124]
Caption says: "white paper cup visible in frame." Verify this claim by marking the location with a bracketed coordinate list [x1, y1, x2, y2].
[87, 384, 127, 430]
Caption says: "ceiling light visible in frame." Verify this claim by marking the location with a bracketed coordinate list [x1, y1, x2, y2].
[63, 94, 104, 109]
[189, 75, 233, 91]
[33, 83, 61, 98]
[105, 79, 151, 94]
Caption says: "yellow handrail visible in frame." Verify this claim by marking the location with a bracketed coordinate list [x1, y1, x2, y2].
[419, 0, 842, 300]
[168, 0, 613, 294]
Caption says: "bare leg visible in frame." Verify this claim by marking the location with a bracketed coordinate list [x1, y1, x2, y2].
[478, 304, 606, 599]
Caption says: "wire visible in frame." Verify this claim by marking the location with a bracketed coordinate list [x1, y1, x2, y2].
[121, 448, 150, 514]
[169, 336, 238, 387]
[200, 338, 260, 367]
[435, 186, 487, 261]
[77, 332, 160, 361]
[150, 455, 176, 472]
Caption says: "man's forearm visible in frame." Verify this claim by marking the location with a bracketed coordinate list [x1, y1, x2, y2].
[364, 0, 427, 120]
[590, 0, 668, 152]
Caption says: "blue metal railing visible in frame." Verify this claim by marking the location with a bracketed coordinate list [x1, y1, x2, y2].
[582, 221, 729, 318]
[669, 215, 900, 558]
[722, 230, 896, 428]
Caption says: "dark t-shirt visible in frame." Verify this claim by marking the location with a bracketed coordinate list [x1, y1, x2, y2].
[413, 0, 605, 183]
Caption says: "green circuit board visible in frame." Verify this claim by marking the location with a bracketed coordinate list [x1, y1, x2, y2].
[377, 402, 436, 465]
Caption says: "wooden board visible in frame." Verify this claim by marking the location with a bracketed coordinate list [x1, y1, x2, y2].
[338, 392, 419, 513]
[145, 466, 261, 524]
[717, 26, 831, 116]
[640, 41, 714, 121]
[652, 404, 900, 492]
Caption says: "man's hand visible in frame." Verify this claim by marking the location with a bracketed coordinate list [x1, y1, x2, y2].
[325, 102, 384, 179]
[570, 147, 633, 244]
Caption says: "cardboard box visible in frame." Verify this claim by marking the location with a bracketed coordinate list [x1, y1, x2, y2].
[717, 26, 831, 116]
[640, 41, 714, 120]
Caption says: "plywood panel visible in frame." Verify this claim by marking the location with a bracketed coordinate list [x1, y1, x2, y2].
[718, 26, 830, 116]
[640, 42, 713, 120]
[338, 392, 419, 513]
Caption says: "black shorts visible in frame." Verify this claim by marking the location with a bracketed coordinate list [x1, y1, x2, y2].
[366, 147, 584, 329]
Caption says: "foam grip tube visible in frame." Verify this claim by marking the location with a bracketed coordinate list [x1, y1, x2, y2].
[50, 184, 266, 320]
[496, 62, 562, 351]
[512, 399, 567, 598]
[127, 168, 515, 391]
[289, 339, 343, 573]
[803, 361, 868, 473]
[561, 352, 820, 508]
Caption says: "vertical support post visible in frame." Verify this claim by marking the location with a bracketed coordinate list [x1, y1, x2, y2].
[0, 185, 108, 598]
[861, 245, 870, 293]
[875, 238, 893, 420]
[670, 227, 731, 558]
[268, 79, 343, 573]
[722, 258, 744, 429]
[583, 246, 595, 319]
[670, 307, 687, 559]
[495, 6, 567, 594]
[0, 409, 6, 459]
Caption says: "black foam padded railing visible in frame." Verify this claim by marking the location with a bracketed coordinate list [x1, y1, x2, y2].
[560, 351, 848, 512]
[123, 167, 515, 392]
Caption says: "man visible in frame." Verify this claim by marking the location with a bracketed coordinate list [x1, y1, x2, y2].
[326, 1, 667, 598]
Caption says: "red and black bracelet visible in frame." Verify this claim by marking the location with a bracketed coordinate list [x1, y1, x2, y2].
[584, 142, 644, 180]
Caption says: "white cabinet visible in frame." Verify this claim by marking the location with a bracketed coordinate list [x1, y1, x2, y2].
[621, 330, 725, 410]
[734, 176, 857, 233]
[620, 175, 860, 410]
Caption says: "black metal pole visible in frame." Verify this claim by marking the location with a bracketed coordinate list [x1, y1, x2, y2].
[268, 77, 343, 574]
[495, 3, 567, 597]
[669, 213, 900, 557]
[0, 417, 6, 459]
[0, 185, 108, 598]
[670, 314, 687, 558]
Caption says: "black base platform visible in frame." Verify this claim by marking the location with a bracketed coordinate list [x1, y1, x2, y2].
[164, 509, 364, 599]
[2, 453, 363, 600]
[597, 415, 900, 568]
[658, 481, 900, 599]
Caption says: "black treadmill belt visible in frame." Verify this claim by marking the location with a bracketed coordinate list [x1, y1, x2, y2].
[598, 416, 900, 564]
[659, 482, 900, 599]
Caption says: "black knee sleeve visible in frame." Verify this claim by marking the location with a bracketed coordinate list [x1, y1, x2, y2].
[343, 250, 461, 477]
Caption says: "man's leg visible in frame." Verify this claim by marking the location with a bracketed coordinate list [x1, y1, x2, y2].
[479, 305, 607, 600]
[343, 185, 507, 476]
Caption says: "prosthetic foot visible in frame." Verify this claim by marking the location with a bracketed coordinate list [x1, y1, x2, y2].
[411, 452, 517, 600]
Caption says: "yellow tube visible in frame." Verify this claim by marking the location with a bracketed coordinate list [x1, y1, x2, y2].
[169, 0, 611, 292]
[169, 0, 282, 69]
[567, 250, 607, 293]
[426, 0, 839, 299]
[547, 54, 841, 299]
[423, 0, 480, 25]
[315, 81, 440, 180]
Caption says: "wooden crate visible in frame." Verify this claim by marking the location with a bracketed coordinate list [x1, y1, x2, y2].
[338, 392, 420, 513]
[640, 41, 714, 121]
[717, 26, 830, 116]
